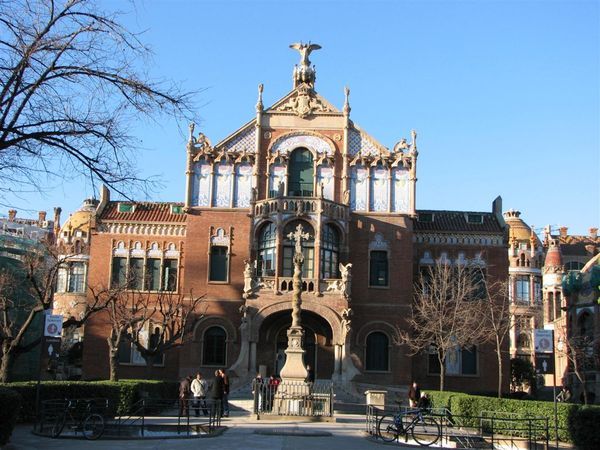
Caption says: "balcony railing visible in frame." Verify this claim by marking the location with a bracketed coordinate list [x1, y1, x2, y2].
[254, 197, 349, 221]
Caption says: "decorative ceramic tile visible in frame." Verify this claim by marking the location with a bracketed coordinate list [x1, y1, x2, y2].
[272, 134, 333, 156]
[222, 126, 257, 154]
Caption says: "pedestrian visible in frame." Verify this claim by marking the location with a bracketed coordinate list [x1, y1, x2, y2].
[252, 372, 264, 412]
[417, 392, 431, 410]
[408, 381, 421, 408]
[209, 369, 224, 417]
[220, 369, 230, 417]
[179, 374, 192, 417]
[191, 372, 208, 416]
[266, 374, 279, 411]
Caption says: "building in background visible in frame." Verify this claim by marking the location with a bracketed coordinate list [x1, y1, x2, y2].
[504, 210, 544, 366]
[0, 209, 58, 380]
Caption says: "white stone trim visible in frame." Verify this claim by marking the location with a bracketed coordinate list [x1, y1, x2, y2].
[413, 233, 504, 246]
[99, 222, 186, 237]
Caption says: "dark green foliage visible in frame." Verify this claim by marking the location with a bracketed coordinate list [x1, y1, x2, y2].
[568, 407, 600, 450]
[510, 357, 536, 392]
[0, 386, 22, 445]
[426, 389, 600, 443]
[0, 380, 178, 422]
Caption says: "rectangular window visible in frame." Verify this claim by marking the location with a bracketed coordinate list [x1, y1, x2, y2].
[283, 247, 314, 278]
[534, 278, 542, 304]
[209, 246, 229, 282]
[515, 275, 530, 303]
[467, 214, 483, 224]
[163, 259, 178, 291]
[56, 267, 68, 292]
[128, 258, 144, 290]
[470, 268, 487, 300]
[68, 262, 86, 293]
[428, 346, 478, 376]
[369, 251, 388, 287]
[145, 258, 161, 291]
[111, 257, 127, 288]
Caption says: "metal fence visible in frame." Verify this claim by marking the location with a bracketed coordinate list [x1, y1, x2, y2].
[36, 397, 223, 439]
[366, 405, 549, 449]
[253, 380, 334, 419]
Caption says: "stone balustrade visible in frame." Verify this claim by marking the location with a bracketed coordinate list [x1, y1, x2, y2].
[253, 197, 349, 221]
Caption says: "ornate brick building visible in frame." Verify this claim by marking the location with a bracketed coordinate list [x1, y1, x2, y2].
[69, 45, 509, 394]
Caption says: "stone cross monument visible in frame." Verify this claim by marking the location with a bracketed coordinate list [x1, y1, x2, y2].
[279, 223, 310, 382]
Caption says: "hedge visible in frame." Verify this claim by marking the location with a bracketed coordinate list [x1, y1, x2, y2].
[0, 386, 22, 445]
[426, 390, 600, 444]
[568, 407, 600, 450]
[0, 379, 178, 422]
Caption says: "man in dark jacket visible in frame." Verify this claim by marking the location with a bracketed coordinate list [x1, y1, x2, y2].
[408, 381, 421, 408]
[220, 369, 230, 417]
[179, 375, 192, 417]
[209, 369, 224, 417]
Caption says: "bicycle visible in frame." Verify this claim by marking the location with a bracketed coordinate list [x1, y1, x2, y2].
[51, 399, 105, 440]
[377, 407, 441, 446]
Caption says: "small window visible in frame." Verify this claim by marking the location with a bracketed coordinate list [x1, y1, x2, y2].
[68, 262, 86, 293]
[209, 246, 229, 282]
[162, 259, 178, 291]
[369, 251, 388, 287]
[418, 213, 434, 223]
[118, 203, 135, 213]
[467, 214, 483, 224]
[203, 326, 227, 366]
[171, 205, 184, 214]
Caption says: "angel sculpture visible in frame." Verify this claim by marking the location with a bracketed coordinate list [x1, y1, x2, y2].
[289, 42, 322, 67]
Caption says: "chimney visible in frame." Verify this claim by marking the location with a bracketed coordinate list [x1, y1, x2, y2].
[590, 228, 598, 239]
[38, 211, 47, 226]
[559, 226, 568, 238]
[8, 209, 16, 221]
[53, 207, 62, 237]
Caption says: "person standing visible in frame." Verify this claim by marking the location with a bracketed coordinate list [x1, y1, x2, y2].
[252, 372, 265, 412]
[179, 375, 192, 417]
[408, 381, 421, 408]
[220, 369, 230, 417]
[209, 369, 224, 417]
[191, 372, 208, 416]
[305, 364, 315, 384]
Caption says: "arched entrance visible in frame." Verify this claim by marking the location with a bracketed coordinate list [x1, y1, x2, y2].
[257, 309, 334, 379]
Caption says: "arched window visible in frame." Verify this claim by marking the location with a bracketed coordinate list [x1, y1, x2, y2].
[321, 224, 340, 279]
[257, 222, 276, 277]
[283, 220, 314, 278]
[288, 148, 314, 197]
[203, 326, 227, 366]
[365, 331, 389, 371]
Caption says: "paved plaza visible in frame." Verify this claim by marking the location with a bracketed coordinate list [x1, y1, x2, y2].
[4, 412, 399, 450]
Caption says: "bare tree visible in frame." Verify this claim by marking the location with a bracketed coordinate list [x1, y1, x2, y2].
[0, 242, 108, 381]
[0, 0, 196, 198]
[478, 279, 513, 398]
[556, 324, 599, 405]
[102, 287, 204, 381]
[400, 261, 488, 391]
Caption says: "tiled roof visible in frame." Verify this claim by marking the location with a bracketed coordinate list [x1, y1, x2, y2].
[548, 235, 600, 257]
[101, 202, 186, 223]
[414, 210, 505, 233]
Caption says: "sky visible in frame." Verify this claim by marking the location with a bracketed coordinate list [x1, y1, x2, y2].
[3, 0, 599, 236]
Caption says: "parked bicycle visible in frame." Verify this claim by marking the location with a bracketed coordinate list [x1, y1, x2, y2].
[377, 407, 441, 446]
[51, 399, 105, 440]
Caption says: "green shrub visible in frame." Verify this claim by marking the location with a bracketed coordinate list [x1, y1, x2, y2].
[0, 386, 22, 445]
[568, 406, 600, 450]
[426, 390, 600, 443]
[0, 379, 178, 422]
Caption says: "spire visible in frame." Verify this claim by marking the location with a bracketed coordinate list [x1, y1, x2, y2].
[289, 42, 321, 88]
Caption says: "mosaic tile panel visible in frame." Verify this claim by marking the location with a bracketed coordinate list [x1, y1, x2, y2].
[222, 126, 257, 153]
[271, 134, 333, 156]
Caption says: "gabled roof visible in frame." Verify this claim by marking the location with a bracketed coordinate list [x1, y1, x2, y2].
[101, 202, 186, 223]
[266, 88, 341, 115]
[414, 210, 505, 234]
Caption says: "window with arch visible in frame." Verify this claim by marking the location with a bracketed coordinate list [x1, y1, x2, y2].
[257, 222, 276, 277]
[365, 331, 389, 371]
[283, 220, 314, 278]
[203, 326, 227, 366]
[321, 224, 340, 279]
[369, 250, 389, 287]
[288, 148, 314, 197]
